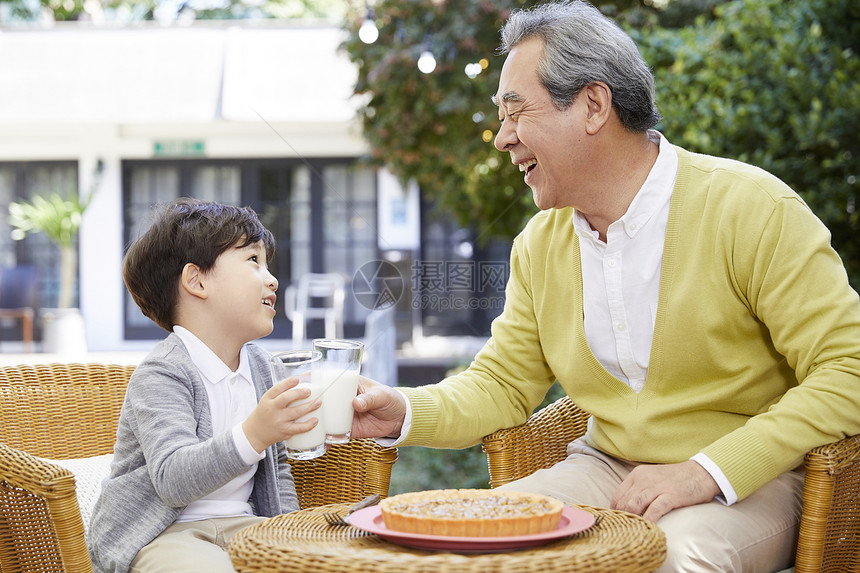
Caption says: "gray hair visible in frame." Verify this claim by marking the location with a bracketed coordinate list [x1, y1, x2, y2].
[499, 0, 661, 132]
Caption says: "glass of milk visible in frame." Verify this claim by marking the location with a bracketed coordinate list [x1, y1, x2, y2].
[269, 349, 327, 460]
[312, 339, 364, 445]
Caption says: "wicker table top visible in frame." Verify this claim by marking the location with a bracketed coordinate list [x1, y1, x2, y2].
[228, 502, 667, 573]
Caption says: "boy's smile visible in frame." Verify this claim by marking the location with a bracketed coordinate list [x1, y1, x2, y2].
[262, 292, 276, 312]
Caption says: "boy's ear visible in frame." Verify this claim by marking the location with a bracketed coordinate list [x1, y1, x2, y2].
[180, 263, 208, 300]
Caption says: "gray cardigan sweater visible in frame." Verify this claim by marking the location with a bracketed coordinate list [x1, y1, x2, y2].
[87, 334, 299, 573]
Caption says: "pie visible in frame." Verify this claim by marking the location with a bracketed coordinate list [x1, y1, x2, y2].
[378, 488, 564, 537]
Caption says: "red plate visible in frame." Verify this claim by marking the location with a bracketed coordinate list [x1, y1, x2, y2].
[348, 505, 595, 553]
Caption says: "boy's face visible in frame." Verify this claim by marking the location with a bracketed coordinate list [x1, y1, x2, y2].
[203, 240, 278, 344]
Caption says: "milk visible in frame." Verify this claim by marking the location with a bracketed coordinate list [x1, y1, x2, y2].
[284, 382, 327, 450]
[315, 367, 360, 435]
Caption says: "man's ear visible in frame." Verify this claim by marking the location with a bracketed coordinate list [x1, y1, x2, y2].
[180, 263, 208, 300]
[583, 82, 613, 135]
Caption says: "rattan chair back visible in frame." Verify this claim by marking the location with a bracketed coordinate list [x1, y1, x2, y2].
[288, 439, 398, 510]
[0, 363, 134, 459]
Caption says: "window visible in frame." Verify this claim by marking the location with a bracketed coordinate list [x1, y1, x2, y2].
[321, 164, 377, 326]
[0, 161, 78, 311]
[418, 200, 510, 338]
[122, 158, 378, 340]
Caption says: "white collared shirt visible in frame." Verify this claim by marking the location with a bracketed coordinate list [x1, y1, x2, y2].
[173, 326, 266, 523]
[574, 130, 676, 393]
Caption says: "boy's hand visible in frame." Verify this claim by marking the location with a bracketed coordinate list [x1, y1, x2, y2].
[351, 376, 407, 439]
[243, 377, 320, 453]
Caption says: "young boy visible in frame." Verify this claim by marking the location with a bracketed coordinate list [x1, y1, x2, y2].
[88, 198, 319, 573]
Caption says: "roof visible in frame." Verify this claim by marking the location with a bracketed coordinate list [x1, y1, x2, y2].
[0, 22, 362, 125]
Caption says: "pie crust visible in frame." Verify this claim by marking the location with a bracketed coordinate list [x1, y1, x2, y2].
[378, 489, 564, 537]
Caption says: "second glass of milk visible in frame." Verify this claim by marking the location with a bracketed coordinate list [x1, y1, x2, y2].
[312, 339, 364, 445]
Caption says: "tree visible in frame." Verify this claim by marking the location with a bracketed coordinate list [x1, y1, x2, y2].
[343, 1, 538, 243]
[636, 0, 860, 286]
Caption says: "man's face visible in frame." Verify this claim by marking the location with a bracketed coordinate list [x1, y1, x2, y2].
[494, 37, 588, 210]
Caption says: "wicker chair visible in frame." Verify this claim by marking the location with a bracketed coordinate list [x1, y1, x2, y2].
[482, 395, 860, 573]
[0, 363, 397, 573]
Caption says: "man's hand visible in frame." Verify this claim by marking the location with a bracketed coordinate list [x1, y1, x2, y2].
[351, 376, 407, 439]
[610, 460, 721, 522]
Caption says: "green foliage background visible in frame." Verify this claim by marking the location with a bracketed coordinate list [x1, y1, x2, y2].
[344, 0, 860, 287]
[639, 0, 860, 286]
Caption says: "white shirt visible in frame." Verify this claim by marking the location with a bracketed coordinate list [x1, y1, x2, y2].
[388, 131, 736, 504]
[574, 130, 675, 393]
[173, 326, 266, 523]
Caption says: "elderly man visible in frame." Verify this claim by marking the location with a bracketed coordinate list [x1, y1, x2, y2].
[352, 2, 860, 571]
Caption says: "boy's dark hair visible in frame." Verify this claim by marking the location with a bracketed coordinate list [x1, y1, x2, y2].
[123, 198, 275, 332]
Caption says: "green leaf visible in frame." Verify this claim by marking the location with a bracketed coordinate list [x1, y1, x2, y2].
[8, 191, 90, 248]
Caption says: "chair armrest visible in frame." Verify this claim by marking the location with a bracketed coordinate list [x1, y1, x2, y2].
[0, 444, 93, 573]
[795, 432, 860, 573]
[287, 439, 398, 509]
[482, 396, 591, 488]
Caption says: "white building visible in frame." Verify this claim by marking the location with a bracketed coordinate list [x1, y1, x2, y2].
[0, 19, 504, 363]
[1, 20, 432, 351]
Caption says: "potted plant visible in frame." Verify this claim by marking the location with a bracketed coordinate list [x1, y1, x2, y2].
[8, 191, 91, 354]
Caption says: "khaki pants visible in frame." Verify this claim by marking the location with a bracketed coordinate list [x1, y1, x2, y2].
[131, 515, 266, 573]
[497, 438, 804, 573]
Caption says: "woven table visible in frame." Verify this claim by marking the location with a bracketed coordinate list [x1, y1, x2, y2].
[228, 502, 667, 573]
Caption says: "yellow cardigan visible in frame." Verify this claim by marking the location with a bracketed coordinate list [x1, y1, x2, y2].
[400, 147, 860, 501]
